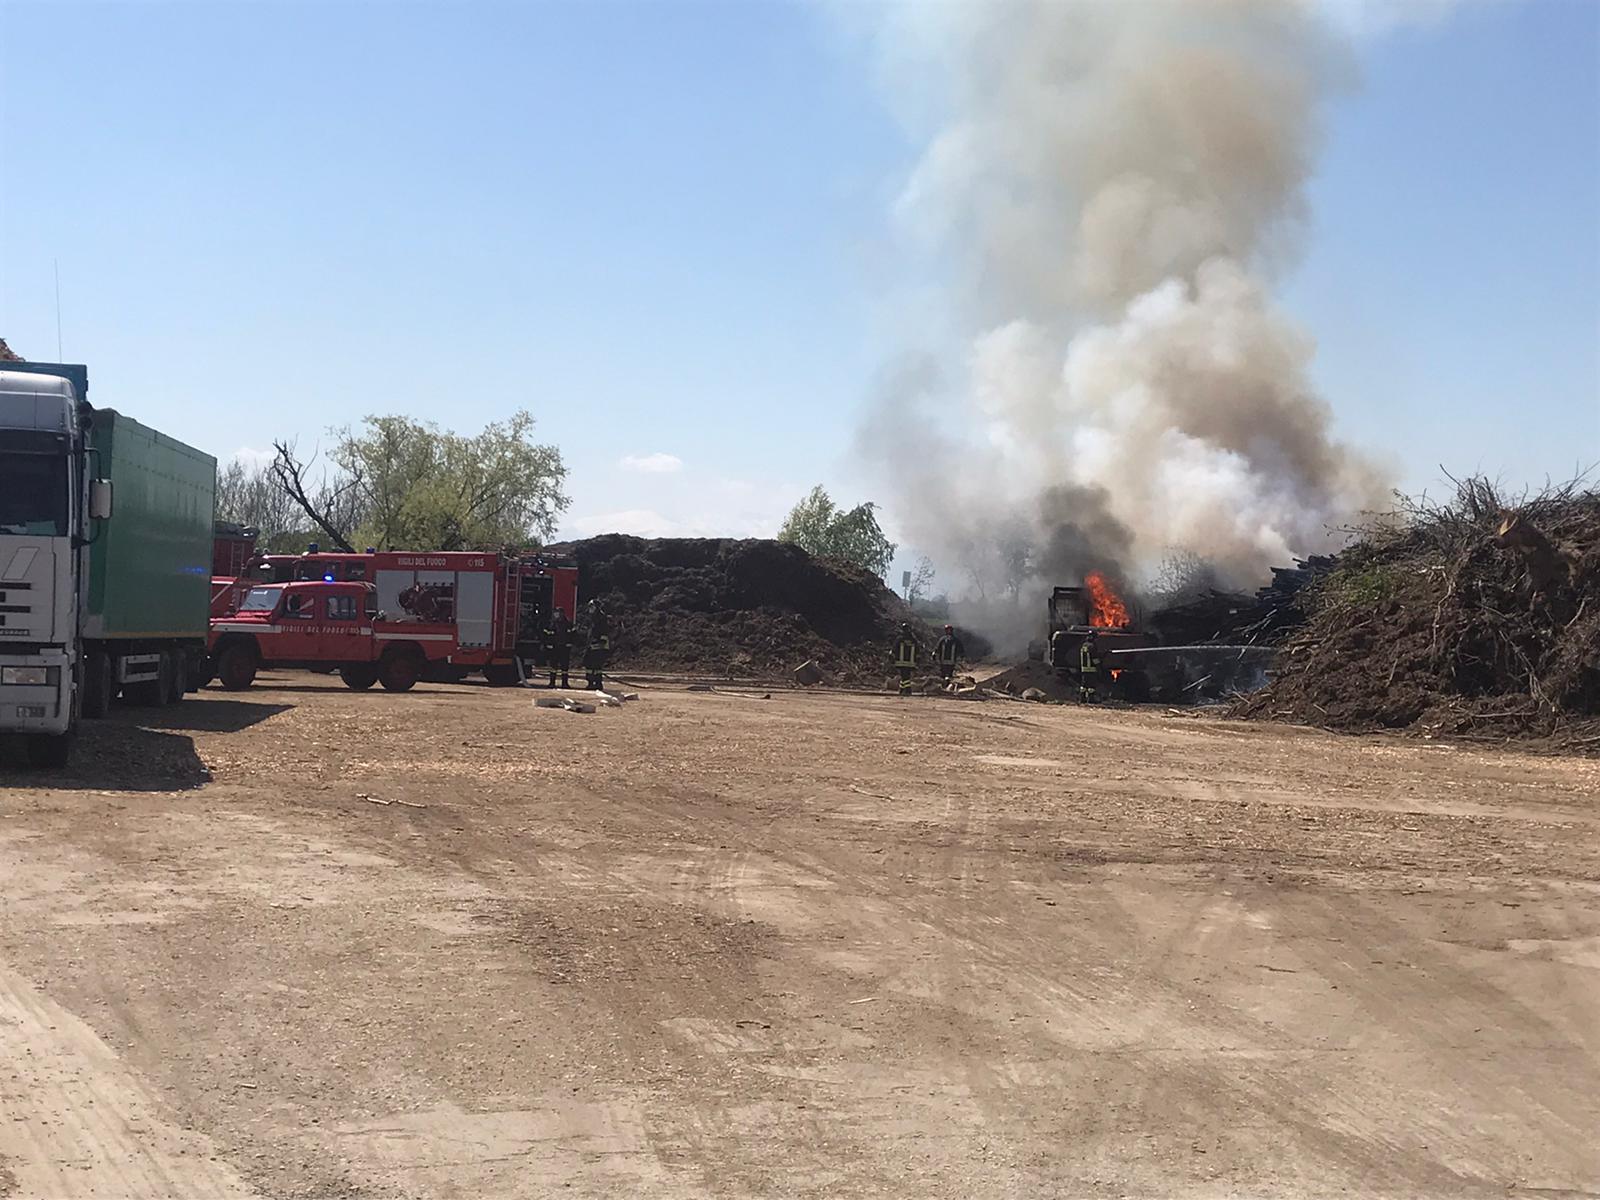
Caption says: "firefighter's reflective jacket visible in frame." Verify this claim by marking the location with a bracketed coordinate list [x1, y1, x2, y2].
[1079, 642, 1099, 676]
[545, 612, 572, 651]
[936, 634, 963, 665]
[893, 637, 918, 668]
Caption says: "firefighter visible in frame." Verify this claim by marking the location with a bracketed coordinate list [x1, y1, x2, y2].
[583, 599, 612, 690]
[934, 624, 964, 683]
[544, 606, 572, 689]
[891, 622, 919, 696]
[1078, 630, 1101, 703]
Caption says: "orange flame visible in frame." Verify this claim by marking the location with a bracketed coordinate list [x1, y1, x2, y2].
[1085, 570, 1131, 628]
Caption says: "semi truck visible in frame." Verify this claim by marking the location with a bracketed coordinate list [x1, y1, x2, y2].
[0, 363, 214, 765]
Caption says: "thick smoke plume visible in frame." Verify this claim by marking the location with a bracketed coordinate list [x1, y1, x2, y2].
[863, 0, 1390, 634]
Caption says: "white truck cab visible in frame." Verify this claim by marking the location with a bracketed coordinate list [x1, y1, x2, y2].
[0, 370, 89, 763]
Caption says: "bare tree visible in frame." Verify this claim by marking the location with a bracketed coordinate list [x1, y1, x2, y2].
[907, 556, 936, 604]
[1146, 549, 1220, 606]
[998, 531, 1034, 604]
[270, 440, 364, 553]
[216, 457, 322, 552]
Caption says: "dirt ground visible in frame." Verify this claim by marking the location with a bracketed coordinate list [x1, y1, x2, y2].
[1, 675, 1597, 1200]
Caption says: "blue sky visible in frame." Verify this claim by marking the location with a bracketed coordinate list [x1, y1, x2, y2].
[1, 0, 1595, 567]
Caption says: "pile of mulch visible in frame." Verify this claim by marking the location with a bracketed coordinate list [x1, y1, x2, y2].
[545, 535, 940, 682]
[1235, 477, 1600, 748]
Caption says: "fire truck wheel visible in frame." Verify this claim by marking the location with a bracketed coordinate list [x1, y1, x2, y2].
[340, 664, 378, 691]
[216, 644, 258, 691]
[378, 648, 421, 693]
[82, 651, 113, 719]
[483, 663, 521, 687]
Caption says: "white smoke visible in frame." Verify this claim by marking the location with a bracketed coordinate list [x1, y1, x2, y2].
[863, 0, 1390, 602]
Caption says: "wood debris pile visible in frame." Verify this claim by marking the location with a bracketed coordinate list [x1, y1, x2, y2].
[1235, 476, 1600, 745]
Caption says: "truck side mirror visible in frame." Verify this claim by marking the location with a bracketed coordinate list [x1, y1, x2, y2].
[88, 480, 114, 521]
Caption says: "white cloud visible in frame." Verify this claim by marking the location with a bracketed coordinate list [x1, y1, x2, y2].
[556, 475, 800, 543]
[618, 452, 684, 474]
[230, 446, 276, 468]
[568, 509, 691, 538]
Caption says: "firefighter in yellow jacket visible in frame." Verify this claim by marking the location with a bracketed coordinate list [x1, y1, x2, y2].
[934, 624, 964, 683]
[891, 623, 920, 696]
[1078, 630, 1101, 703]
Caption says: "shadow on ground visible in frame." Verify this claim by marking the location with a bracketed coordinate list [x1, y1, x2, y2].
[0, 698, 291, 790]
[223, 682, 463, 697]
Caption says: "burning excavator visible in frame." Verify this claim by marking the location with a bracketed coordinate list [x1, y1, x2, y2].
[1047, 573, 1157, 698]
[1046, 571, 1273, 703]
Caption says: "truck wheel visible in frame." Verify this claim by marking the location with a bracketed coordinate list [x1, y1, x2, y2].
[340, 664, 378, 691]
[124, 676, 163, 706]
[82, 651, 113, 719]
[217, 644, 258, 691]
[26, 732, 73, 768]
[163, 651, 187, 705]
[378, 649, 421, 692]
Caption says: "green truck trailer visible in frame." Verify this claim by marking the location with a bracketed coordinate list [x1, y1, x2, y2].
[0, 362, 214, 765]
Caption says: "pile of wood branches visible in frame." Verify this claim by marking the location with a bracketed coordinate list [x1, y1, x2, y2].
[1236, 476, 1600, 745]
[1147, 556, 1337, 646]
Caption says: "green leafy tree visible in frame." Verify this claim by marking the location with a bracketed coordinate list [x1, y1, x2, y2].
[273, 411, 568, 552]
[778, 485, 897, 578]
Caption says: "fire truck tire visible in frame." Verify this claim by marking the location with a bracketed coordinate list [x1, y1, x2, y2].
[340, 664, 379, 691]
[483, 663, 521, 687]
[378, 648, 422, 692]
[217, 644, 258, 691]
[82, 651, 113, 719]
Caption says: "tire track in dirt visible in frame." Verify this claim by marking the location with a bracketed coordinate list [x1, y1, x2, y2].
[604, 777, 1599, 1196]
[0, 959, 256, 1199]
[1271, 892, 1600, 1190]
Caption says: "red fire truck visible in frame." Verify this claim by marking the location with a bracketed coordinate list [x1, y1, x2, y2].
[208, 549, 579, 688]
[209, 580, 452, 690]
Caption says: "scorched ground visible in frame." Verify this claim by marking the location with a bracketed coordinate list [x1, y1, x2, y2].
[1, 676, 1597, 1198]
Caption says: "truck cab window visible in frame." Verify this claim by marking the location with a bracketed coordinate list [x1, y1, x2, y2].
[239, 587, 281, 613]
[0, 453, 69, 537]
[328, 595, 359, 621]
